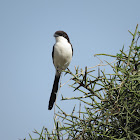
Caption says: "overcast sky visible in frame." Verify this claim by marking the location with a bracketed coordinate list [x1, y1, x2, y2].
[0, 0, 140, 139]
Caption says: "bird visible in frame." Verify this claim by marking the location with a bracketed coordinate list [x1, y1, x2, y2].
[48, 31, 73, 110]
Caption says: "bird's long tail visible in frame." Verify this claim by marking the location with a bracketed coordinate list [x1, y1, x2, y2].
[48, 73, 60, 110]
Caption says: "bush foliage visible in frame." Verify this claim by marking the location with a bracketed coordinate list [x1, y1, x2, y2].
[26, 25, 140, 140]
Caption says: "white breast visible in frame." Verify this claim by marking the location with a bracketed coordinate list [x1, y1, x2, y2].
[53, 36, 72, 71]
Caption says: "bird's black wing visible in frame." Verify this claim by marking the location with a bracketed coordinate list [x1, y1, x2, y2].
[70, 43, 73, 56]
[52, 45, 55, 64]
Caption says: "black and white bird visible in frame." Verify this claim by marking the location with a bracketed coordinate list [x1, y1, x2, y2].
[48, 31, 73, 110]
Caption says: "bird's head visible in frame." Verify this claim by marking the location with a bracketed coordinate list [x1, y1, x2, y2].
[54, 31, 70, 43]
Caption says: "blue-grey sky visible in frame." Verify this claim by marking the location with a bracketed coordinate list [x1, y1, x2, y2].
[0, 0, 140, 139]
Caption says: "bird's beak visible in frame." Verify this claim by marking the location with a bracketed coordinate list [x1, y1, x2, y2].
[54, 33, 59, 37]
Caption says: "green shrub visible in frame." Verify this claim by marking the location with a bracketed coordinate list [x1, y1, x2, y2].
[26, 25, 140, 140]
